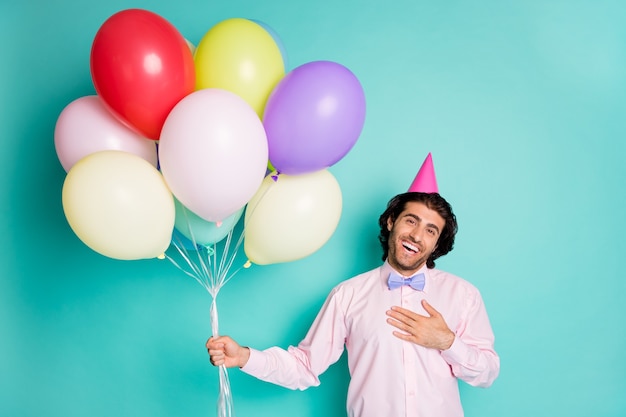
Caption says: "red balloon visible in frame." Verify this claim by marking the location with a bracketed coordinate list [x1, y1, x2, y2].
[90, 9, 195, 140]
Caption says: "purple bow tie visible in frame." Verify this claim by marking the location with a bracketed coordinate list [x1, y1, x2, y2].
[387, 272, 426, 291]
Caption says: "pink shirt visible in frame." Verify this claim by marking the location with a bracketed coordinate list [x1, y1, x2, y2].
[242, 262, 500, 417]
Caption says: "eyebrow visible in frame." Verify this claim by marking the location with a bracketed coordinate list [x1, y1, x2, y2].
[403, 213, 441, 234]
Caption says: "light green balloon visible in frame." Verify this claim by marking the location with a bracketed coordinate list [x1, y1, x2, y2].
[174, 198, 244, 246]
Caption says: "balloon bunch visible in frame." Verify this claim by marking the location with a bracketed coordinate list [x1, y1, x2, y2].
[55, 8, 365, 417]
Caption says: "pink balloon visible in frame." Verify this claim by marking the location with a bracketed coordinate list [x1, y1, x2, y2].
[158, 88, 268, 222]
[54, 95, 158, 172]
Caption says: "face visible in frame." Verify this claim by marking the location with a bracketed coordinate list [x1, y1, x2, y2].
[386, 201, 445, 274]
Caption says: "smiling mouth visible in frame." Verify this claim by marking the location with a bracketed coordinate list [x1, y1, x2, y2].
[402, 241, 420, 254]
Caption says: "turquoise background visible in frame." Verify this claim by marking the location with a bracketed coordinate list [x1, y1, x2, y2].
[2, 1, 625, 416]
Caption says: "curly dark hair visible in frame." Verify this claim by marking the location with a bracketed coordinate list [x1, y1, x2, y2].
[378, 192, 458, 269]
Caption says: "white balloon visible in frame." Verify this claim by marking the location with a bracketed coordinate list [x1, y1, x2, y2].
[159, 88, 268, 222]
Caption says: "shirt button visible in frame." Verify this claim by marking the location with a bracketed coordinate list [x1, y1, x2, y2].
[408, 391, 415, 397]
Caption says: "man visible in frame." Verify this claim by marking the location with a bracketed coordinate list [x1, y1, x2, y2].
[207, 192, 500, 417]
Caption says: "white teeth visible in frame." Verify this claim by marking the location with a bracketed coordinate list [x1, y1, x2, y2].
[403, 241, 419, 252]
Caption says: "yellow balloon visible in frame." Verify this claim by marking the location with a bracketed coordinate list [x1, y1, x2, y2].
[244, 170, 342, 265]
[62, 150, 175, 260]
[194, 18, 285, 117]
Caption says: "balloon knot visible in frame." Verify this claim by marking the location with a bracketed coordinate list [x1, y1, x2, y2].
[216, 221, 222, 227]
[271, 171, 281, 182]
[244, 260, 252, 268]
[157, 253, 165, 260]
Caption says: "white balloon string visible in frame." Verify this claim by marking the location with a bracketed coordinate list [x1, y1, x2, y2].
[212, 239, 222, 289]
[166, 238, 209, 292]
[210, 262, 234, 417]
[220, 228, 247, 287]
[178, 207, 218, 292]
[164, 173, 282, 417]
[217, 365, 234, 417]
[166, 213, 251, 417]
[241, 175, 277, 235]
[210, 297, 220, 336]
[218, 230, 244, 289]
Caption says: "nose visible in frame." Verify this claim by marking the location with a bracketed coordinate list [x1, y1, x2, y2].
[409, 226, 423, 242]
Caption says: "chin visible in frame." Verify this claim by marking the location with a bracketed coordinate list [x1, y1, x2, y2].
[394, 257, 425, 272]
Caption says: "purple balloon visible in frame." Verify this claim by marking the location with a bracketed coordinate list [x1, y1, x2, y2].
[263, 61, 366, 175]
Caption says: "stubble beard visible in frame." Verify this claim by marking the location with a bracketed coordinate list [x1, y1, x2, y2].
[388, 236, 429, 273]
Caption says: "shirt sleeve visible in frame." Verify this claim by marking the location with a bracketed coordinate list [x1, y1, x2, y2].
[440, 287, 500, 387]
[240, 287, 347, 390]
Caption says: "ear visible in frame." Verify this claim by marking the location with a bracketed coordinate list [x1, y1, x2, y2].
[386, 216, 394, 231]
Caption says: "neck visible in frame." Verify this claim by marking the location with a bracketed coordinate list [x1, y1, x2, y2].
[388, 260, 426, 277]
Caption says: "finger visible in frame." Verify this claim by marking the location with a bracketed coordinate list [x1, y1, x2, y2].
[206, 341, 224, 351]
[388, 307, 425, 324]
[391, 330, 415, 342]
[210, 354, 225, 363]
[386, 309, 404, 321]
[210, 356, 224, 366]
[208, 348, 225, 356]
[209, 335, 231, 345]
[386, 313, 411, 328]
[386, 317, 403, 329]
[206, 338, 226, 349]
[209, 351, 225, 364]
[387, 307, 411, 322]
[389, 305, 410, 316]
[206, 336, 227, 348]
[387, 317, 413, 334]
[421, 299, 439, 317]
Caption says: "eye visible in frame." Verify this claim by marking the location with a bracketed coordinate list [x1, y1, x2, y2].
[426, 228, 437, 236]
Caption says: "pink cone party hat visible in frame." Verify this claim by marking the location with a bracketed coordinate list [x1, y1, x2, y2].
[408, 153, 438, 193]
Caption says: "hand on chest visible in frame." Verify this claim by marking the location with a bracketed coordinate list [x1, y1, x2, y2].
[346, 287, 463, 345]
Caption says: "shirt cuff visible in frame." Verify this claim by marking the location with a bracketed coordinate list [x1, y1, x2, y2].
[440, 335, 470, 365]
[240, 347, 265, 375]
